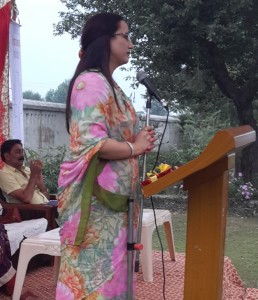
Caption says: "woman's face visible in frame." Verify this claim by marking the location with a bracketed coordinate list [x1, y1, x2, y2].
[109, 20, 134, 73]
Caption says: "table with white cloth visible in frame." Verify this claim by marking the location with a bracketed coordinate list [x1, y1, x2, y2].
[4, 218, 48, 255]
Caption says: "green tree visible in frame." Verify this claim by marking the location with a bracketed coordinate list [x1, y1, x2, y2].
[45, 89, 55, 102]
[23, 90, 43, 101]
[54, 0, 258, 182]
[45, 80, 69, 103]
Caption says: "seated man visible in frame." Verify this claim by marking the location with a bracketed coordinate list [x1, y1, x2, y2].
[0, 139, 50, 204]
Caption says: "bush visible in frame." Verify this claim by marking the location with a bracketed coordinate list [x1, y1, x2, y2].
[25, 146, 66, 194]
[180, 111, 230, 151]
[229, 171, 258, 203]
[142, 111, 230, 196]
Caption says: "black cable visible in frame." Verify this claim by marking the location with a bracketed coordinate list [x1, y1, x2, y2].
[150, 196, 167, 300]
[152, 110, 170, 172]
[148, 109, 170, 300]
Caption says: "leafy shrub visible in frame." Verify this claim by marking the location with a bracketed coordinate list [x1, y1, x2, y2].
[25, 146, 66, 194]
[180, 111, 230, 151]
[229, 171, 258, 202]
[142, 111, 230, 196]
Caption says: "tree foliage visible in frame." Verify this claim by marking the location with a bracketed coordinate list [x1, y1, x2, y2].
[54, 0, 258, 181]
[45, 80, 69, 103]
[23, 90, 43, 101]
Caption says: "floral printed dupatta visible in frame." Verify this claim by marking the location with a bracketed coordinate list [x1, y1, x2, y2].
[57, 70, 139, 247]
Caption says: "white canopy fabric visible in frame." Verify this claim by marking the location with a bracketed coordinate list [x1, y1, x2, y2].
[9, 19, 24, 143]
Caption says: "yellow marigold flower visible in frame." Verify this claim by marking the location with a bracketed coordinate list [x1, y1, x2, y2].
[157, 163, 172, 173]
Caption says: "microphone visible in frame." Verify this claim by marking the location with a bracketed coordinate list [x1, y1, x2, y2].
[136, 70, 168, 111]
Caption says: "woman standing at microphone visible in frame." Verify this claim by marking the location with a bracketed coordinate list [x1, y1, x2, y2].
[56, 12, 155, 300]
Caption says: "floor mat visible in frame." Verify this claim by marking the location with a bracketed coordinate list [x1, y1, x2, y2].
[1, 252, 257, 300]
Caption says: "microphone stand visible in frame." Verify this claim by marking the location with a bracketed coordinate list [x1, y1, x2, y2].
[127, 82, 169, 298]
[127, 196, 135, 300]
[134, 94, 152, 273]
[127, 95, 152, 300]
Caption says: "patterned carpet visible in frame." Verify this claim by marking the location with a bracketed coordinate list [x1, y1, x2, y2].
[1, 252, 258, 300]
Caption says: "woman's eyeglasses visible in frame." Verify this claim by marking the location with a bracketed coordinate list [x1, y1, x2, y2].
[114, 32, 131, 42]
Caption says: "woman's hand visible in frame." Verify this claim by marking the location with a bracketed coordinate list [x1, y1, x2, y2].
[133, 126, 156, 156]
[99, 126, 156, 160]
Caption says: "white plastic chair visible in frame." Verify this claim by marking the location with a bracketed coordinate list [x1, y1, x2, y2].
[141, 209, 176, 282]
[12, 228, 61, 300]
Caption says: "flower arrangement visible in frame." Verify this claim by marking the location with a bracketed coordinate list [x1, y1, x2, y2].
[141, 163, 178, 186]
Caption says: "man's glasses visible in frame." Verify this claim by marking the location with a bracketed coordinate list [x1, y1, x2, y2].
[113, 32, 132, 42]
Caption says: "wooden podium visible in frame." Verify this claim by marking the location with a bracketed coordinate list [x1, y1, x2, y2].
[141, 126, 256, 300]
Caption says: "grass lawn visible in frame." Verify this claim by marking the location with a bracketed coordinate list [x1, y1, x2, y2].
[152, 213, 258, 288]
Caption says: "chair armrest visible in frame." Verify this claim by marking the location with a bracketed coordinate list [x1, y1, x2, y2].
[2, 202, 52, 210]
[0, 199, 58, 230]
[0, 206, 22, 224]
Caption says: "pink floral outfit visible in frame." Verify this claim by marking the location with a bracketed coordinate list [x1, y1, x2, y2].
[56, 71, 139, 299]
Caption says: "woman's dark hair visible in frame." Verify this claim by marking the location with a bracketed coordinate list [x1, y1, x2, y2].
[66, 12, 124, 133]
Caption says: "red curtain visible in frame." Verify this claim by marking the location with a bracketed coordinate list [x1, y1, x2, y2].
[0, 1, 11, 167]
[0, 1, 11, 90]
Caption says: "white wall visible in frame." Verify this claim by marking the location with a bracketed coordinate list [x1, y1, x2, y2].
[10, 100, 69, 150]
[10, 100, 181, 152]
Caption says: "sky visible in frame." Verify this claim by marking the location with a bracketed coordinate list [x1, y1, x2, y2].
[15, 0, 145, 111]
